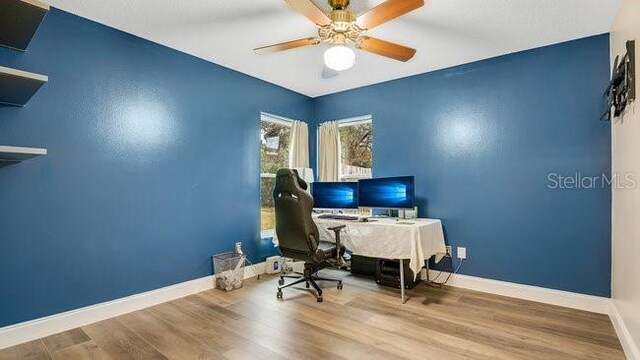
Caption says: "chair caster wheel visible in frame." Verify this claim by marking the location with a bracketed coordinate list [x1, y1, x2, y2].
[278, 278, 284, 286]
[276, 290, 283, 299]
[337, 281, 343, 290]
[317, 296, 323, 302]
[305, 281, 310, 288]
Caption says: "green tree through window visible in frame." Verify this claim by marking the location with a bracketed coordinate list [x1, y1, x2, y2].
[339, 120, 373, 182]
[260, 116, 292, 234]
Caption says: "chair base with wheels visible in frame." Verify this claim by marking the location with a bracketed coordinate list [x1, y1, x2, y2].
[277, 263, 343, 302]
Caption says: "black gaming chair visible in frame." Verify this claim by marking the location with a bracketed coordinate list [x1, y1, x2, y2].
[273, 168, 345, 302]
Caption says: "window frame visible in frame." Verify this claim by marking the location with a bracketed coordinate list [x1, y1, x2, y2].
[260, 112, 294, 238]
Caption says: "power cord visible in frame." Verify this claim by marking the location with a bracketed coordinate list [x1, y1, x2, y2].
[243, 256, 261, 281]
[427, 253, 464, 286]
[235, 242, 260, 281]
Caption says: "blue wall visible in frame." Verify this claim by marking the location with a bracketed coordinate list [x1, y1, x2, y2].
[312, 35, 611, 297]
[0, 9, 311, 327]
[0, 7, 612, 327]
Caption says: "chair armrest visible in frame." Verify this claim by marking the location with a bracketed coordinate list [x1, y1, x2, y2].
[328, 225, 347, 231]
[327, 225, 346, 265]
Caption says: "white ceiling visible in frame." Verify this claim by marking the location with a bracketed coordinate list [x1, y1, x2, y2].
[47, 0, 620, 97]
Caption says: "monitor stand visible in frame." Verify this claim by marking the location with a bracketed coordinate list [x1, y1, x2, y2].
[398, 206, 418, 220]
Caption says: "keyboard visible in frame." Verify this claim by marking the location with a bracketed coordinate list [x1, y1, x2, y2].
[317, 214, 359, 221]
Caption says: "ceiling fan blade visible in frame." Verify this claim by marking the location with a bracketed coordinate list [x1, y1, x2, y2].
[322, 66, 340, 79]
[356, 0, 424, 30]
[357, 36, 416, 62]
[254, 37, 320, 55]
[285, 0, 332, 26]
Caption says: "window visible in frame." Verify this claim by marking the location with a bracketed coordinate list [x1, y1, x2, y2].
[260, 113, 293, 235]
[339, 117, 373, 182]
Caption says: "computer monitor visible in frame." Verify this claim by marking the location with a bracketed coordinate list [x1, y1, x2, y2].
[358, 176, 415, 209]
[311, 182, 359, 209]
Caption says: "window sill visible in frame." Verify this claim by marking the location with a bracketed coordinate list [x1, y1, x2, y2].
[261, 229, 275, 239]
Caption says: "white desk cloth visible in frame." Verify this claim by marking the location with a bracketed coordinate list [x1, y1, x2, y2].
[315, 217, 447, 278]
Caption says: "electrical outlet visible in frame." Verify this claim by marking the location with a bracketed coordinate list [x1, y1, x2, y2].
[457, 247, 467, 260]
[445, 246, 452, 256]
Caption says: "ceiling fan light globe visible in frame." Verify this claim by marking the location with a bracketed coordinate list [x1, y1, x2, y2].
[324, 45, 355, 71]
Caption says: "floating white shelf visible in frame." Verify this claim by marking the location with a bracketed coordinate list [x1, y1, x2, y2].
[0, 65, 48, 106]
[0, 145, 47, 167]
[0, 0, 49, 51]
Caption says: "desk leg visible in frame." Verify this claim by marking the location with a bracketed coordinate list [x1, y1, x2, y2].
[399, 259, 406, 304]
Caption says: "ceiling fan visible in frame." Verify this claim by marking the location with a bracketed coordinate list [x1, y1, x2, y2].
[254, 0, 424, 73]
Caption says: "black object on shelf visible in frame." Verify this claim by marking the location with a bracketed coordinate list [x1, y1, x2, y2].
[0, 0, 49, 51]
[375, 259, 421, 290]
[603, 40, 636, 121]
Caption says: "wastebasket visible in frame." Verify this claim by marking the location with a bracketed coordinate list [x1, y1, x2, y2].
[213, 252, 245, 291]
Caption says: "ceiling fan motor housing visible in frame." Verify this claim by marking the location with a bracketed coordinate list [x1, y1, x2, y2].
[328, 0, 350, 10]
[329, 9, 355, 24]
[319, 0, 361, 45]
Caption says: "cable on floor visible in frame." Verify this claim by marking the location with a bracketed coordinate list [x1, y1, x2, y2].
[426, 253, 464, 287]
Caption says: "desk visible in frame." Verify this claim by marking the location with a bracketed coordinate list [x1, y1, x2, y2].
[314, 217, 446, 303]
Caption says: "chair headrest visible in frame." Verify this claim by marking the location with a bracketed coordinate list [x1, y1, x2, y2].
[275, 168, 308, 192]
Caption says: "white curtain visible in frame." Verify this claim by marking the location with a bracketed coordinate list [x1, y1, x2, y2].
[318, 121, 341, 181]
[289, 120, 309, 168]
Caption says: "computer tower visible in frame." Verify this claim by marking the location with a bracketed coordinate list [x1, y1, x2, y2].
[375, 259, 421, 289]
[351, 255, 378, 277]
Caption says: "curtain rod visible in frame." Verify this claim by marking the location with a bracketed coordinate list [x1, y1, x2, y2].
[261, 112, 297, 125]
[317, 115, 372, 127]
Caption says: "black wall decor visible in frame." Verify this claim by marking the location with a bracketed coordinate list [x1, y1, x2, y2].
[603, 40, 636, 121]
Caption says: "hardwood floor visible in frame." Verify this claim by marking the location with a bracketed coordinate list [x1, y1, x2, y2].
[0, 271, 624, 359]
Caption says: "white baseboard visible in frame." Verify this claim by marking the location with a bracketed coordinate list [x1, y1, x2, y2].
[425, 270, 611, 314]
[609, 302, 640, 360]
[0, 262, 266, 350]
